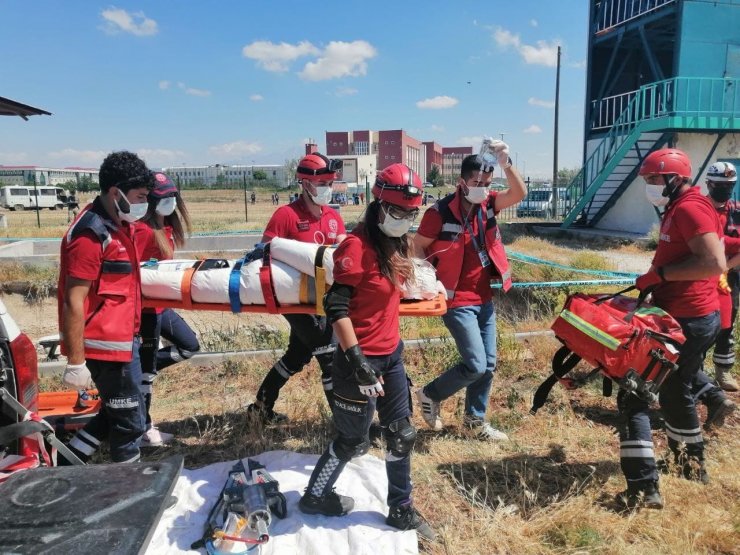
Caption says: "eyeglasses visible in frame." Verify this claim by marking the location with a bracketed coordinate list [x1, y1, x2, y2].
[384, 203, 419, 221]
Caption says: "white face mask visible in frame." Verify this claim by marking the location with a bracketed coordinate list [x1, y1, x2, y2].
[156, 197, 177, 216]
[115, 193, 149, 223]
[464, 185, 490, 204]
[307, 186, 333, 206]
[645, 184, 669, 207]
[378, 205, 414, 237]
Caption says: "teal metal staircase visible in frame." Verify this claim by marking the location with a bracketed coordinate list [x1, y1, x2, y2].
[562, 77, 740, 228]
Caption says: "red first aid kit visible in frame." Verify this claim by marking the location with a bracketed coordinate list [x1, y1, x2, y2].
[531, 287, 685, 413]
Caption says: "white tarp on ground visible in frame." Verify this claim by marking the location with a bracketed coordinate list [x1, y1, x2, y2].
[147, 450, 419, 555]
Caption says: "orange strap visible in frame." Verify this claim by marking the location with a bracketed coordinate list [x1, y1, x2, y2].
[179, 261, 201, 310]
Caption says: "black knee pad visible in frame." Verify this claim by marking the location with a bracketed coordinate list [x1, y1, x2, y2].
[386, 417, 416, 458]
[331, 436, 370, 462]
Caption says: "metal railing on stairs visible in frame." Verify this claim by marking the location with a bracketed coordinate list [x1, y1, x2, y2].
[562, 77, 740, 228]
[595, 0, 676, 34]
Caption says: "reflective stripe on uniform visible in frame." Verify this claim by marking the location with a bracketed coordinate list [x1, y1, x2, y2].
[713, 352, 735, 365]
[441, 223, 463, 234]
[665, 423, 703, 444]
[84, 338, 133, 351]
[620, 439, 655, 459]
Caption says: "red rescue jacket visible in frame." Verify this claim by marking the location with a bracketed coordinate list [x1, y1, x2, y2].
[58, 198, 141, 362]
[424, 191, 512, 299]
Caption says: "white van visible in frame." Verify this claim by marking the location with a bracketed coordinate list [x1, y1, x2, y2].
[0, 186, 68, 211]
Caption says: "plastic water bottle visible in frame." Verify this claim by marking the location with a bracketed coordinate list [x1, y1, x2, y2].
[478, 137, 497, 171]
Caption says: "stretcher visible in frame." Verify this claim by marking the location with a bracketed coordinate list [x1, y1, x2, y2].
[140, 238, 447, 317]
[38, 390, 101, 432]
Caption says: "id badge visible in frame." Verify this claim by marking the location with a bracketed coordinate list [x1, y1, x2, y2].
[478, 249, 491, 268]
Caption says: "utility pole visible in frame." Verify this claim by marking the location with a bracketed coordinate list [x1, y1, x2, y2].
[243, 174, 248, 223]
[552, 45, 561, 219]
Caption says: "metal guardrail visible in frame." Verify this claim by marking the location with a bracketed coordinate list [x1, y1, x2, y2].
[595, 0, 676, 33]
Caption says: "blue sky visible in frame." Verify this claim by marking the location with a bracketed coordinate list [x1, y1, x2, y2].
[0, 1, 589, 179]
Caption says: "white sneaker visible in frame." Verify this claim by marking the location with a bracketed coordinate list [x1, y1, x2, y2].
[142, 426, 174, 446]
[416, 388, 443, 431]
[463, 416, 508, 441]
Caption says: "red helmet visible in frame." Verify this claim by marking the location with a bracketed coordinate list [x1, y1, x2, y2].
[639, 148, 692, 179]
[372, 164, 424, 209]
[296, 153, 342, 181]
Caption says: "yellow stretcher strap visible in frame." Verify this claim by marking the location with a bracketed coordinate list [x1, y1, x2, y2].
[314, 246, 328, 316]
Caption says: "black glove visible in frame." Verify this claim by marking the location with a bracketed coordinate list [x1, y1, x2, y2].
[345, 344, 384, 397]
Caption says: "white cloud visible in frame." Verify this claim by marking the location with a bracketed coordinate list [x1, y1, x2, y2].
[184, 87, 211, 97]
[523, 124, 542, 134]
[530, 19, 539, 27]
[299, 41, 377, 81]
[208, 141, 263, 159]
[100, 7, 158, 36]
[416, 96, 459, 110]
[493, 28, 521, 48]
[430, 124, 445, 132]
[569, 59, 587, 69]
[159, 80, 170, 90]
[335, 87, 358, 97]
[242, 40, 319, 72]
[48, 148, 107, 165]
[249, 94, 264, 101]
[493, 26, 559, 67]
[528, 97, 555, 108]
[177, 82, 186, 89]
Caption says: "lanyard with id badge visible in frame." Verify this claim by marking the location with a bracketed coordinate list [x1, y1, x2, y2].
[464, 207, 492, 268]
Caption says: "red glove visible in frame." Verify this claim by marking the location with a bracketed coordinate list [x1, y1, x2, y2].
[635, 268, 664, 291]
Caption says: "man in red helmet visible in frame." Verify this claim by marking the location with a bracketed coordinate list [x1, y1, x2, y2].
[413, 140, 526, 440]
[616, 147, 731, 508]
[246, 153, 347, 423]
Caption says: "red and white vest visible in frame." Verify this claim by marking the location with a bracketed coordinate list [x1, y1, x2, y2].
[425, 191, 512, 299]
[58, 199, 141, 362]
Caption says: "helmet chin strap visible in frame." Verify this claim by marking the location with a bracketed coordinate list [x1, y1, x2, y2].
[661, 174, 683, 203]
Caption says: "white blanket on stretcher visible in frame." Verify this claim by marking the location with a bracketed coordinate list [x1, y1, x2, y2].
[140, 238, 444, 305]
[146, 450, 419, 555]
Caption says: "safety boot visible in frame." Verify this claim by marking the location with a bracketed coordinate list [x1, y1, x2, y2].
[298, 489, 354, 516]
[715, 366, 739, 392]
[245, 402, 288, 425]
[681, 459, 710, 485]
[704, 398, 736, 431]
[615, 482, 664, 510]
[386, 503, 436, 541]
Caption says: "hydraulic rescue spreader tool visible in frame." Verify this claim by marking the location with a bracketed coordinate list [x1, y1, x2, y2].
[192, 458, 287, 555]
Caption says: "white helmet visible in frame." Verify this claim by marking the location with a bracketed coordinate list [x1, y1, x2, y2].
[707, 161, 737, 183]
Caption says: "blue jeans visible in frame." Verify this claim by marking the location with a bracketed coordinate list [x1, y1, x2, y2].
[424, 301, 496, 419]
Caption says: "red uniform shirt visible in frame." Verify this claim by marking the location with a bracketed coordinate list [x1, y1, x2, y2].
[417, 193, 498, 308]
[332, 229, 399, 356]
[652, 187, 721, 318]
[264, 196, 345, 245]
[134, 224, 175, 262]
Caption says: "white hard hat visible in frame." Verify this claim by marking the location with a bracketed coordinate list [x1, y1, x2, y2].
[707, 161, 737, 183]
